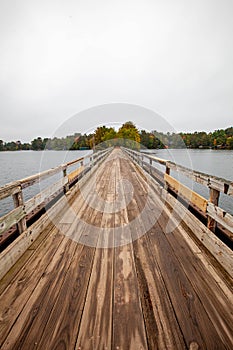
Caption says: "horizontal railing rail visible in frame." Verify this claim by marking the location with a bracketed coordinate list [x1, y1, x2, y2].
[0, 148, 112, 246]
[123, 147, 233, 239]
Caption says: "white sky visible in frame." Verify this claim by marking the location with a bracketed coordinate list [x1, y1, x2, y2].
[0, 0, 233, 142]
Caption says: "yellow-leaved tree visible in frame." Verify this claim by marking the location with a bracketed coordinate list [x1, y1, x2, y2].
[117, 121, 140, 149]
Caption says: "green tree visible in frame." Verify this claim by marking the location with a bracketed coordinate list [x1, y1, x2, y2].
[117, 121, 140, 149]
[5, 141, 17, 151]
[101, 128, 117, 147]
[93, 126, 109, 145]
[226, 136, 233, 149]
[0, 140, 4, 151]
[21, 143, 31, 150]
[31, 137, 44, 150]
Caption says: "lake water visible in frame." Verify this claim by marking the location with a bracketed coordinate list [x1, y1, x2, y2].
[0, 149, 232, 216]
[0, 150, 92, 216]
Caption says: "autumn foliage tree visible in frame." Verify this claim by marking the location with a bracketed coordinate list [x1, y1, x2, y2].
[116, 121, 140, 149]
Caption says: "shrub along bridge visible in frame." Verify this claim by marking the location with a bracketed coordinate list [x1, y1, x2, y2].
[0, 147, 232, 349]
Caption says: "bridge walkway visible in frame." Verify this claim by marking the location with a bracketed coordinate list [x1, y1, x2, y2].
[0, 148, 232, 349]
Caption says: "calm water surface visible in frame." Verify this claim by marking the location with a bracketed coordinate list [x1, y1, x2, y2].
[0, 149, 232, 216]
[0, 150, 92, 215]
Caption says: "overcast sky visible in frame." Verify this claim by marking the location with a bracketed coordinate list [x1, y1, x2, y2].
[1, 0, 233, 142]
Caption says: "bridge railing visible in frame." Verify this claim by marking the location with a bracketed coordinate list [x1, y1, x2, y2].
[0, 148, 112, 248]
[123, 148, 233, 238]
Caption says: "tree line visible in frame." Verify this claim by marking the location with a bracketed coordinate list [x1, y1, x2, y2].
[0, 123, 233, 151]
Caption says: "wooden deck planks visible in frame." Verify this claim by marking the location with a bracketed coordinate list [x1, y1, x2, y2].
[0, 148, 232, 349]
[0, 226, 65, 347]
[121, 159, 186, 349]
[35, 156, 113, 349]
[112, 155, 148, 350]
[157, 211, 233, 346]
[130, 156, 233, 348]
[0, 157, 112, 349]
[75, 158, 116, 349]
[1, 237, 77, 349]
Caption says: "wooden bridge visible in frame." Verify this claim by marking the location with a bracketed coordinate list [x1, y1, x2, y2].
[0, 147, 232, 349]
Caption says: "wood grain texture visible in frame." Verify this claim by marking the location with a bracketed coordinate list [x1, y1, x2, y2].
[75, 157, 116, 349]
[68, 166, 84, 183]
[132, 161, 233, 348]
[164, 173, 208, 212]
[207, 202, 233, 235]
[32, 152, 112, 350]
[1, 237, 77, 350]
[0, 227, 64, 347]
[112, 155, 148, 350]
[0, 148, 232, 350]
[124, 161, 185, 349]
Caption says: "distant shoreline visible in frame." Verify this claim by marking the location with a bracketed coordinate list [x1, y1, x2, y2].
[1, 147, 233, 153]
[1, 125, 233, 151]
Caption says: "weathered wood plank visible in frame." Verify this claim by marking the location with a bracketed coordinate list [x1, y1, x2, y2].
[0, 182, 21, 201]
[36, 227, 100, 348]
[25, 244, 94, 350]
[68, 165, 84, 183]
[161, 190, 233, 276]
[1, 163, 115, 349]
[147, 223, 230, 348]
[113, 242, 148, 350]
[1, 237, 77, 350]
[75, 158, 116, 349]
[130, 174, 229, 348]
[0, 206, 26, 236]
[207, 202, 233, 234]
[125, 148, 168, 165]
[129, 156, 233, 347]
[139, 167, 233, 277]
[207, 187, 220, 232]
[0, 169, 103, 348]
[149, 155, 168, 166]
[124, 159, 186, 349]
[112, 155, 148, 350]
[167, 161, 233, 195]
[132, 233, 186, 349]
[12, 190, 27, 233]
[66, 156, 84, 167]
[0, 148, 232, 349]
[0, 177, 81, 280]
[164, 173, 208, 212]
[157, 212, 233, 347]
[34, 154, 111, 349]
[24, 177, 68, 215]
[0, 227, 64, 347]
[140, 172, 233, 346]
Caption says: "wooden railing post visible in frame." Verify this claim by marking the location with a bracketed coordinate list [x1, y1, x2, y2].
[12, 188, 27, 234]
[149, 159, 152, 174]
[164, 164, 170, 190]
[141, 154, 144, 167]
[63, 166, 69, 193]
[80, 160, 84, 178]
[207, 188, 220, 232]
